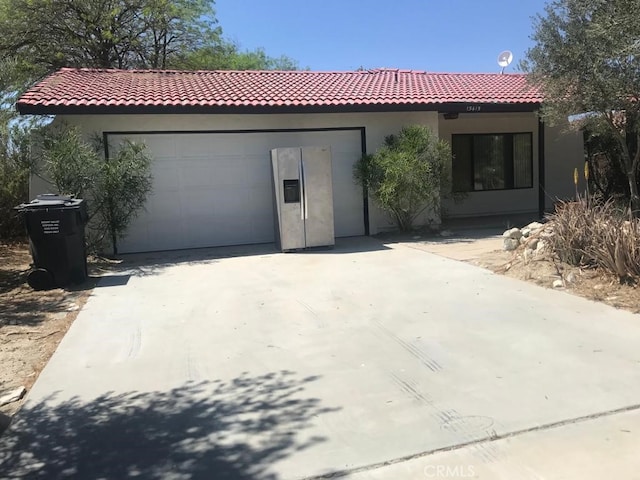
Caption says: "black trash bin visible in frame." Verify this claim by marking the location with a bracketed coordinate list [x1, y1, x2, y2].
[15, 194, 89, 290]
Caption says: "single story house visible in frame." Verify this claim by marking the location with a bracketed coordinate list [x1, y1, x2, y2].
[17, 68, 584, 254]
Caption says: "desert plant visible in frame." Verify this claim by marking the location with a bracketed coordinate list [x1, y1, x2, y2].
[42, 127, 101, 199]
[547, 198, 600, 266]
[42, 126, 152, 255]
[547, 163, 640, 282]
[354, 125, 452, 231]
[589, 214, 640, 282]
[92, 140, 153, 254]
[547, 198, 640, 282]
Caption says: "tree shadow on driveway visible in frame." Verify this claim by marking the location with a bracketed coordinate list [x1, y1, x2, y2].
[0, 371, 339, 479]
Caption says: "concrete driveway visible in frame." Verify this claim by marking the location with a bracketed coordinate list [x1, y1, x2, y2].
[2, 237, 640, 479]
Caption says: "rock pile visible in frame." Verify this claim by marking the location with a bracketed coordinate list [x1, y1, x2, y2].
[502, 221, 550, 259]
[501, 220, 584, 289]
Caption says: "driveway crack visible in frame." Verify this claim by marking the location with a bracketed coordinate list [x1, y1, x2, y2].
[300, 401, 640, 479]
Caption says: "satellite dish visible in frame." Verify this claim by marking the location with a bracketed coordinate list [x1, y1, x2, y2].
[497, 50, 513, 73]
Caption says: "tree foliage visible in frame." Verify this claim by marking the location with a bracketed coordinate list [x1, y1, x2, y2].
[43, 126, 152, 254]
[137, 0, 222, 69]
[42, 129, 102, 200]
[521, 0, 640, 213]
[0, 0, 298, 242]
[0, 0, 219, 72]
[0, 0, 298, 86]
[0, 122, 33, 238]
[176, 45, 300, 71]
[583, 121, 629, 201]
[354, 125, 452, 231]
[0, 58, 36, 238]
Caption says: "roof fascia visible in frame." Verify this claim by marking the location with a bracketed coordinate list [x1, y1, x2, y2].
[17, 101, 540, 116]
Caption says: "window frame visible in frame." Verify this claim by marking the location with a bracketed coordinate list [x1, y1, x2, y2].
[451, 132, 534, 193]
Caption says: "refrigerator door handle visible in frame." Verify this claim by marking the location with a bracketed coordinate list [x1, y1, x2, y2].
[299, 157, 305, 220]
[301, 156, 308, 219]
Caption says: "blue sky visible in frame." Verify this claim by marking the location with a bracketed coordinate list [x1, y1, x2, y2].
[215, 0, 548, 72]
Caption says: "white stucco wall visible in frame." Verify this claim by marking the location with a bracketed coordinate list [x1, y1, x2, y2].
[439, 112, 540, 218]
[31, 111, 440, 236]
[544, 123, 585, 210]
[30, 109, 587, 241]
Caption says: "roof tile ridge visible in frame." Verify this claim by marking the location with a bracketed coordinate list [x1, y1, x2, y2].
[50, 67, 529, 76]
[100, 69, 373, 75]
[426, 71, 528, 76]
[202, 69, 372, 74]
[71, 67, 126, 73]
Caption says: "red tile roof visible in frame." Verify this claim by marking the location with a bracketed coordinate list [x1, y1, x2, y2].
[17, 68, 542, 114]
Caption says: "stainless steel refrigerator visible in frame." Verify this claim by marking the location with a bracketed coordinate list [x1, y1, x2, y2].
[271, 146, 335, 251]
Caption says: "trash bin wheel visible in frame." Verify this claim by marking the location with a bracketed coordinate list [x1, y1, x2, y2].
[27, 268, 54, 291]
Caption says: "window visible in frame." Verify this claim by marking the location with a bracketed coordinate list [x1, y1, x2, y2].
[452, 133, 533, 192]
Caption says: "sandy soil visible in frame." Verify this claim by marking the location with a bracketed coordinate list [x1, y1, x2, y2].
[0, 243, 93, 425]
[482, 249, 640, 314]
[0, 232, 638, 433]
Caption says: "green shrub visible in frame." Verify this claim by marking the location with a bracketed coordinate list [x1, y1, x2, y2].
[93, 140, 153, 254]
[42, 126, 152, 254]
[354, 125, 453, 231]
[42, 127, 101, 199]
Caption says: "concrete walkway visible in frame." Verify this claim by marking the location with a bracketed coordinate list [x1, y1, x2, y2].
[390, 228, 505, 262]
[1, 237, 640, 479]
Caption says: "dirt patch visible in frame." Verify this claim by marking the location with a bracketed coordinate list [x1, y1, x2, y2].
[0, 242, 94, 424]
[482, 248, 640, 314]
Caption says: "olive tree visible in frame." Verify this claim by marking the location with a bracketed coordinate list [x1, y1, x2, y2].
[522, 0, 640, 214]
[354, 125, 452, 231]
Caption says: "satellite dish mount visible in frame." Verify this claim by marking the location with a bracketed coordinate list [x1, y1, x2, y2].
[497, 50, 513, 74]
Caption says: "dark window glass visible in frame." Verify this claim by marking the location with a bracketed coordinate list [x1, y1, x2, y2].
[451, 133, 533, 192]
[452, 135, 473, 192]
[513, 133, 533, 188]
